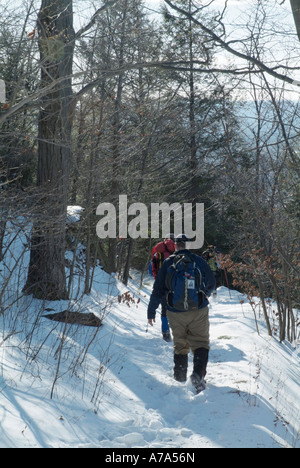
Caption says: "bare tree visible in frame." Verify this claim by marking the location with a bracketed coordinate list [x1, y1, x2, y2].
[0, 0, 298, 302]
[24, 0, 75, 299]
[23, 0, 120, 299]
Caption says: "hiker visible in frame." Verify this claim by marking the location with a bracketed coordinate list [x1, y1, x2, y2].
[147, 234, 216, 393]
[150, 234, 175, 342]
[202, 245, 222, 292]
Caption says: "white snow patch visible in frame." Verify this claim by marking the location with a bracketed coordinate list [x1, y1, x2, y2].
[0, 228, 299, 448]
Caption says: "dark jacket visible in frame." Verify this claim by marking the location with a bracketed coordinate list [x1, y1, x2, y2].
[147, 249, 216, 320]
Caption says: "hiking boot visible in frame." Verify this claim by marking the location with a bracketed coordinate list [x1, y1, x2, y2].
[163, 331, 172, 342]
[193, 348, 209, 378]
[174, 354, 188, 382]
[190, 372, 206, 394]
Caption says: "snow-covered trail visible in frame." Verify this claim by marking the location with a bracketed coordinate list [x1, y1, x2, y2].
[94, 281, 299, 449]
[0, 260, 299, 448]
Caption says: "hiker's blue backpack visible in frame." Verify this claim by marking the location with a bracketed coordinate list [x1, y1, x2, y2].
[165, 253, 205, 311]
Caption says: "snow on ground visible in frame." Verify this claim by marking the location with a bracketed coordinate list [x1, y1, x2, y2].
[0, 234, 299, 448]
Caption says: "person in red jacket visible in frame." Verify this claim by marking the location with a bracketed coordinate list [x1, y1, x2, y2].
[151, 234, 175, 341]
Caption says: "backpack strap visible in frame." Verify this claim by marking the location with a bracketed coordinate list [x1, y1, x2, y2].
[165, 253, 193, 310]
[152, 251, 164, 278]
[165, 254, 183, 306]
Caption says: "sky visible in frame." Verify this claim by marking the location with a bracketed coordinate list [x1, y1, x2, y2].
[143, 0, 300, 99]
[2, 0, 299, 99]
[145, 0, 296, 39]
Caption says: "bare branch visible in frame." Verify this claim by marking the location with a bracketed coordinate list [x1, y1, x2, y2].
[0, 56, 293, 127]
[75, 0, 121, 39]
[164, 0, 300, 87]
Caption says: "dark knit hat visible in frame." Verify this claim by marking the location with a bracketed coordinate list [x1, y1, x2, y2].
[175, 234, 190, 244]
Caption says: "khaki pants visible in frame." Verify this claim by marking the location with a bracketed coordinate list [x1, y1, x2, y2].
[167, 306, 210, 355]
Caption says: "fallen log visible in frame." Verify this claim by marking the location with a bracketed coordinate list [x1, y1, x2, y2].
[42, 311, 102, 327]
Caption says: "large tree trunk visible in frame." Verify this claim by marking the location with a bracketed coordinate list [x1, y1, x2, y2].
[291, 0, 300, 41]
[24, 0, 75, 300]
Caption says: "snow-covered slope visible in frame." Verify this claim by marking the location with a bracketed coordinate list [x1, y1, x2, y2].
[0, 231, 299, 448]
[0, 267, 299, 448]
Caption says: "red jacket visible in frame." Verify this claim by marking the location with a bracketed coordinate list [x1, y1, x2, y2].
[151, 239, 175, 278]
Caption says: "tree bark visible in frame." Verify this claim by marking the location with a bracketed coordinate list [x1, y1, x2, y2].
[24, 0, 75, 300]
[291, 0, 300, 41]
